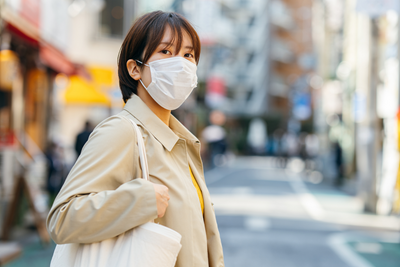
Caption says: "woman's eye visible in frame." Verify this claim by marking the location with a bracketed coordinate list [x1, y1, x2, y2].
[185, 53, 194, 58]
[161, 50, 171, 55]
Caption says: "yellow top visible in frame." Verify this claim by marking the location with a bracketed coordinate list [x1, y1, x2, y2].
[189, 167, 204, 214]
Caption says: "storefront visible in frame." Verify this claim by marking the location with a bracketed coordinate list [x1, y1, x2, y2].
[0, 0, 76, 240]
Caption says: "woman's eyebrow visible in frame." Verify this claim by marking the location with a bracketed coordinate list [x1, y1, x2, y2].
[159, 42, 193, 49]
[159, 41, 174, 46]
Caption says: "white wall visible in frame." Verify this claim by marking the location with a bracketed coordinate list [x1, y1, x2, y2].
[66, 6, 122, 67]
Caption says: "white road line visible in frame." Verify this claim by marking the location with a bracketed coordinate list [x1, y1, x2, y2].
[328, 233, 375, 267]
[287, 171, 400, 230]
[244, 216, 271, 231]
[208, 161, 400, 231]
[288, 172, 325, 220]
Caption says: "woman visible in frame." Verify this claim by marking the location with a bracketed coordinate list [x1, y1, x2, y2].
[46, 11, 224, 267]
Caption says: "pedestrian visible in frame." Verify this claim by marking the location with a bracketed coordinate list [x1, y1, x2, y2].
[46, 11, 224, 267]
[283, 131, 299, 158]
[305, 133, 319, 159]
[45, 141, 66, 206]
[74, 120, 93, 158]
[201, 110, 228, 168]
[246, 118, 267, 155]
[334, 141, 344, 186]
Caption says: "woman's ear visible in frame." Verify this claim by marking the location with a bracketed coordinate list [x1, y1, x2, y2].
[126, 60, 141, 80]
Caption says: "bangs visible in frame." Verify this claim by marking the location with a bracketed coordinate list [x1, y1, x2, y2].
[142, 12, 201, 65]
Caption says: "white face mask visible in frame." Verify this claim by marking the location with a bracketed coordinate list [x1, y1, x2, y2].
[136, 57, 198, 110]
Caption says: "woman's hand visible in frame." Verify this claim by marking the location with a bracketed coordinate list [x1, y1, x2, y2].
[152, 183, 170, 218]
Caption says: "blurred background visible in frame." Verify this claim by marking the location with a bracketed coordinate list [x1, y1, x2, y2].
[0, 0, 400, 266]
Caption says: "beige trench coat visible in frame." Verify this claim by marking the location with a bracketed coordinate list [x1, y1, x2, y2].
[46, 95, 225, 267]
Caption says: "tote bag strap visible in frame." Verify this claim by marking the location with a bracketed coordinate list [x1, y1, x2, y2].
[129, 119, 149, 181]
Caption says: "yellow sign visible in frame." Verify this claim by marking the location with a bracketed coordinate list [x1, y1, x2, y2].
[64, 76, 110, 106]
[64, 66, 116, 106]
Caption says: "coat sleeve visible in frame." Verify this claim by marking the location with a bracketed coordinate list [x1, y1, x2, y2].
[46, 115, 158, 244]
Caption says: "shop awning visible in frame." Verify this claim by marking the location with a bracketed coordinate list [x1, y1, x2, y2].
[3, 8, 76, 75]
[64, 75, 111, 106]
[2, 8, 40, 43]
[40, 44, 75, 75]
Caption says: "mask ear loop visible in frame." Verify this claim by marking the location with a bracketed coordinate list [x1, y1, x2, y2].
[138, 79, 148, 90]
[134, 60, 150, 89]
[135, 59, 149, 67]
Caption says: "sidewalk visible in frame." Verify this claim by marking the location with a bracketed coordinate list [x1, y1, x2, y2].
[305, 177, 400, 231]
[349, 240, 400, 267]
[3, 230, 55, 267]
[328, 231, 400, 267]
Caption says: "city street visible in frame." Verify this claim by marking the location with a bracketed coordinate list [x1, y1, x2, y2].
[1, 1, 400, 267]
[208, 157, 400, 267]
[3, 156, 400, 267]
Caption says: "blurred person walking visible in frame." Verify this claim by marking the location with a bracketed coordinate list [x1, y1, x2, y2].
[247, 118, 267, 155]
[74, 121, 93, 158]
[47, 11, 224, 267]
[305, 133, 319, 159]
[268, 129, 284, 156]
[298, 132, 308, 159]
[201, 110, 228, 168]
[334, 141, 344, 186]
[282, 131, 299, 158]
[45, 141, 66, 206]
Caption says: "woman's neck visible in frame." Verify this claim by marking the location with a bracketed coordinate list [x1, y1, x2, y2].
[137, 88, 171, 126]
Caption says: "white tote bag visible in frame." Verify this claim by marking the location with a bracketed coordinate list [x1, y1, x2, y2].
[50, 120, 182, 267]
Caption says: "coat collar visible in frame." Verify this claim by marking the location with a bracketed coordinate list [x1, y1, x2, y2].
[124, 94, 199, 151]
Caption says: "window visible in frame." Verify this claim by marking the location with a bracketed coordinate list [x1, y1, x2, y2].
[100, 0, 124, 38]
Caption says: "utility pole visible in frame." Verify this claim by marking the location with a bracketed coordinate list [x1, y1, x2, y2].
[355, 14, 379, 214]
[354, 0, 400, 216]
[364, 17, 379, 213]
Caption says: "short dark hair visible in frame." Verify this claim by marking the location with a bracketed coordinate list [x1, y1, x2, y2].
[118, 11, 201, 103]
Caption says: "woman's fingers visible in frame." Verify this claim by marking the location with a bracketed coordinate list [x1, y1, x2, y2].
[152, 183, 170, 218]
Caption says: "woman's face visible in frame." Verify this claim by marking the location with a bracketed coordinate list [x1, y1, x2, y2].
[139, 26, 196, 87]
